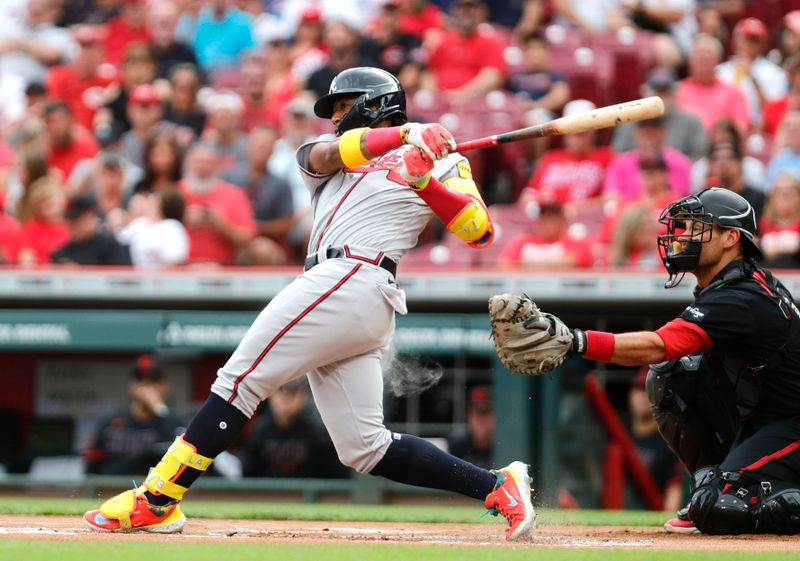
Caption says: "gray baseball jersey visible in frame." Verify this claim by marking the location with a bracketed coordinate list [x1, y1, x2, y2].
[210, 136, 469, 473]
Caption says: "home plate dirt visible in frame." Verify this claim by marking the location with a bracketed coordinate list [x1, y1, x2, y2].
[0, 516, 797, 551]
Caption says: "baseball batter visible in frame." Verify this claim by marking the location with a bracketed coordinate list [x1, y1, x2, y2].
[84, 67, 535, 541]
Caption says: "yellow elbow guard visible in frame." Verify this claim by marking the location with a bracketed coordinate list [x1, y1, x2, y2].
[144, 435, 214, 501]
[447, 201, 493, 247]
[338, 127, 370, 168]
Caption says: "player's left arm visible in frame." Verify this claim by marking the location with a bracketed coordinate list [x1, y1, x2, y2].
[307, 123, 456, 175]
[399, 147, 494, 248]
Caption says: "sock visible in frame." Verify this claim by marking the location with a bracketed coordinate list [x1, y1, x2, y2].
[144, 393, 248, 506]
[369, 433, 496, 500]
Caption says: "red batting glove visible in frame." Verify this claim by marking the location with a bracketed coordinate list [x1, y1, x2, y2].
[400, 123, 457, 161]
[398, 146, 434, 191]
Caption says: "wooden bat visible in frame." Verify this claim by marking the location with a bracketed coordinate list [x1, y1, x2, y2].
[454, 96, 665, 152]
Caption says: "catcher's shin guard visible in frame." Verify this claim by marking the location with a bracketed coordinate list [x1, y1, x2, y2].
[688, 466, 756, 535]
[144, 435, 214, 502]
[756, 488, 800, 534]
[646, 356, 736, 474]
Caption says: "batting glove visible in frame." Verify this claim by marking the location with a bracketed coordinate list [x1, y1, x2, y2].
[398, 146, 434, 191]
[400, 122, 456, 161]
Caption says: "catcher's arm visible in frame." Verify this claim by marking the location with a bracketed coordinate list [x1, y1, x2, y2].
[489, 293, 672, 375]
[572, 329, 667, 366]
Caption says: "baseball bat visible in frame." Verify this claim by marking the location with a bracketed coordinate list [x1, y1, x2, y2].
[454, 96, 665, 152]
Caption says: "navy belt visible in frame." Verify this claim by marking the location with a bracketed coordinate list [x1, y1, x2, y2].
[304, 246, 397, 277]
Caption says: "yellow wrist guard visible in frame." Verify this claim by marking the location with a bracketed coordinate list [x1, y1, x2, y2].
[338, 127, 370, 168]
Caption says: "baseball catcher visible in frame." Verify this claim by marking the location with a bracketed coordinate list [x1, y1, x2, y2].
[490, 188, 800, 535]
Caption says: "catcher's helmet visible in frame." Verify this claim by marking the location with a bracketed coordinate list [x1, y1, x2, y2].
[313, 67, 407, 134]
[657, 187, 761, 288]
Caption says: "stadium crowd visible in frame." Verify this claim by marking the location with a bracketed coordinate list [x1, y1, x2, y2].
[0, 0, 799, 270]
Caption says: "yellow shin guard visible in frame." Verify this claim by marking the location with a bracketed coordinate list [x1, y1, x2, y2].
[144, 436, 214, 501]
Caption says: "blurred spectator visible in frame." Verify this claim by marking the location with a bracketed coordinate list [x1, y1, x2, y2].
[695, 2, 744, 45]
[163, 63, 206, 144]
[51, 192, 131, 265]
[179, 141, 257, 266]
[241, 0, 283, 46]
[512, 0, 546, 41]
[4, 147, 52, 221]
[45, 26, 117, 132]
[148, 0, 198, 80]
[204, 90, 248, 173]
[120, 84, 165, 169]
[707, 140, 765, 220]
[676, 33, 749, 134]
[447, 385, 494, 470]
[508, 30, 570, 120]
[261, 40, 301, 129]
[425, 0, 506, 106]
[497, 199, 594, 268]
[619, 0, 697, 70]
[122, 188, 190, 269]
[716, 18, 787, 130]
[190, 0, 256, 75]
[364, 0, 425, 88]
[399, 0, 444, 39]
[612, 68, 708, 160]
[763, 60, 800, 138]
[305, 20, 378, 100]
[269, 97, 316, 254]
[522, 100, 612, 205]
[10, 176, 69, 266]
[766, 110, 800, 189]
[606, 203, 661, 268]
[0, 0, 77, 89]
[0, 202, 20, 264]
[603, 117, 691, 203]
[626, 368, 684, 512]
[97, 42, 158, 136]
[68, 151, 142, 213]
[58, 0, 117, 26]
[778, 10, 800, 72]
[104, 0, 152, 67]
[759, 173, 800, 269]
[44, 101, 100, 179]
[133, 132, 183, 195]
[83, 355, 183, 475]
[289, 7, 328, 82]
[238, 377, 347, 478]
[239, 52, 273, 131]
[690, 118, 765, 192]
[552, 0, 628, 35]
[222, 125, 293, 265]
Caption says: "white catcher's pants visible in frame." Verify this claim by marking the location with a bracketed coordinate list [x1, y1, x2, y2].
[211, 256, 404, 473]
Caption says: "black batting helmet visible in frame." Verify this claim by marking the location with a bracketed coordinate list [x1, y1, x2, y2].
[313, 67, 407, 134]
[657, 187, 761, 288]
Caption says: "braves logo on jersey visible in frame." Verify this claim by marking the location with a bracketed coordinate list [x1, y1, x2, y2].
[345, 151, 408, 185]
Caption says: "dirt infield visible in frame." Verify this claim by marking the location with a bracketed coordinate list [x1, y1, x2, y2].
[0, 515, 798, 551]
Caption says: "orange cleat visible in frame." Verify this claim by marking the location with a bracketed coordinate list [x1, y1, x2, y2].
[485, 461, 536, 540]
[83, 486, 185, 533]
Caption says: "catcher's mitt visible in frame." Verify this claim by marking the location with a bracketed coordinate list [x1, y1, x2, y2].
[488, 293, 574, 376]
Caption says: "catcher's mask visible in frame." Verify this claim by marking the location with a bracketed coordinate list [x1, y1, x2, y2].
[313, 67, 407, 135]
[657, 187, 761, 288]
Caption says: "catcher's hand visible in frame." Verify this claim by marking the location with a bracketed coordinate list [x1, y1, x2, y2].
[488, 293, 573, 376]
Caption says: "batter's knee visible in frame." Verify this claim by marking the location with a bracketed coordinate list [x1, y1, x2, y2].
[330, 426, 393, 474]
